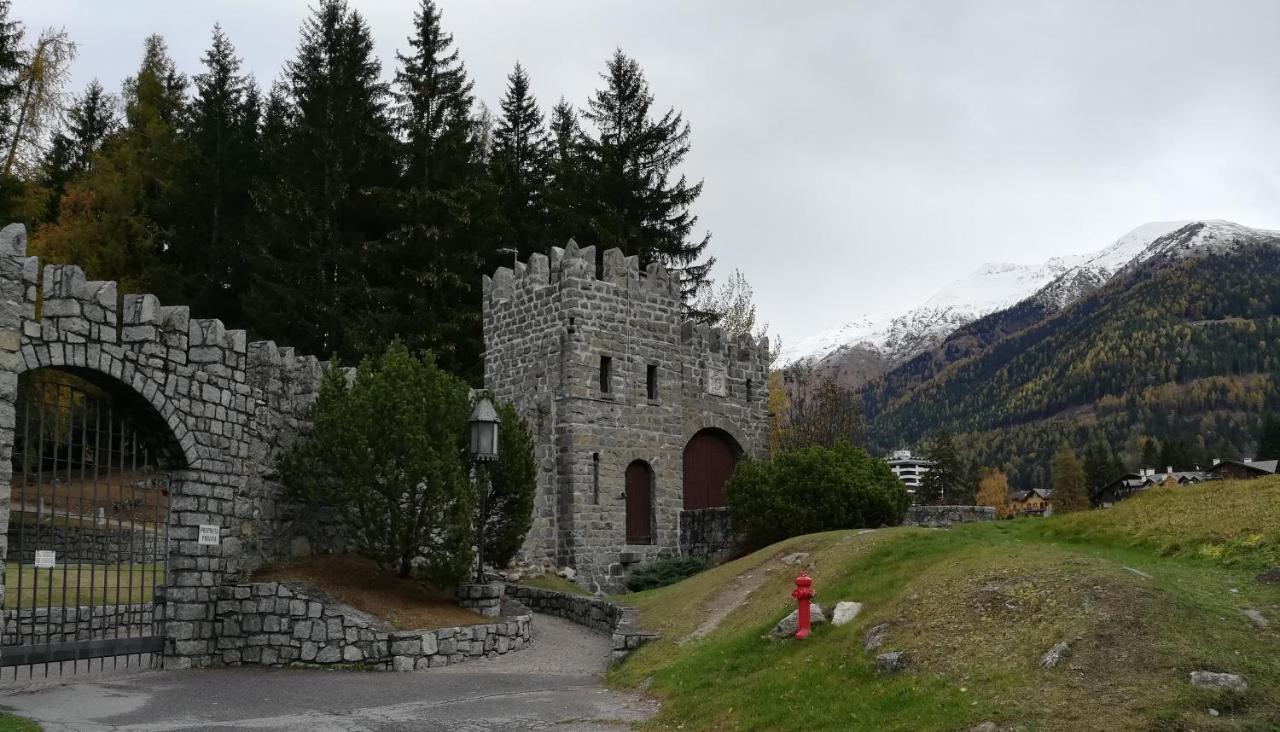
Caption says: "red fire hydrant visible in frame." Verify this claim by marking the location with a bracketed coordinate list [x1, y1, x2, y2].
[792, 573, 815, 639]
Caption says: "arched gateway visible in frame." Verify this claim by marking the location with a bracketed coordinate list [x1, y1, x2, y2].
[0, 223, 328, 673]
[682, 428, 743, 510]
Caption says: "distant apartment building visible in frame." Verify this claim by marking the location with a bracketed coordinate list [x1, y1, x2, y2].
[887, 449, 934, 493]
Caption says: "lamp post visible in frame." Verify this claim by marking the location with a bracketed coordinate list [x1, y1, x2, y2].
[469, 395, 500, 582]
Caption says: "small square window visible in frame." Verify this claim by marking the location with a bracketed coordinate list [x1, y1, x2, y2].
[600, 356, 612, 394]
[646, 364, 658, 400]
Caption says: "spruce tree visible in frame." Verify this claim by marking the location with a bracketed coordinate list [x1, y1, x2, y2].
[64, 80, 118, 171]
[1051, 444, 1089, 513]
[490, 62, 551, 260]
[27, 81, 117, 230]
[32, 35, 186, 290]
[1084, 441, 1124, 497]
[580, 49, 713, 311]
[377, 0, 489, 379]
[545, 97, 588, 245]
[244, 0, 396, 359]
[165, 26, 260, 325]
[920, 429, 963, 505]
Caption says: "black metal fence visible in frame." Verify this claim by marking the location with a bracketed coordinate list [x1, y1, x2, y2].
[2, 371, 171, 678]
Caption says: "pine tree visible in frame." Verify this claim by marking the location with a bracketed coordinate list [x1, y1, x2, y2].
[1084, 441, 1124, 497]
[1051, 444, 1089, 513]
[0, 0, 22, 218]
[1258, 414, 1280, 460]
[375, 0, 489, 378]
[580, 50, 713, 311]
[1140, 437, 1159, 470]
[32, 35, 186, 290]
[490, 62, 551, 260]
[920, 429, 963, 505]
[164, 25, 260, 325]
[244, 0, 397, 359]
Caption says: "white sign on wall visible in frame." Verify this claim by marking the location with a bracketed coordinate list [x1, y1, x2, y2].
[34, 550, 56, 569]
[198, 525, 221, 546]
[706, 366, 728, 397]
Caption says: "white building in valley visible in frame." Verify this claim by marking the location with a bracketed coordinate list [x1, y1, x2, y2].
[887, 449, 934, 493]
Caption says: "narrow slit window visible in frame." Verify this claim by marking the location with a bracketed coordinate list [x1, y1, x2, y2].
[646, 364, 658, 400]
[599, 356, 612, 393]
[593, 452, 601, 504]
[746, 377, 753, 401]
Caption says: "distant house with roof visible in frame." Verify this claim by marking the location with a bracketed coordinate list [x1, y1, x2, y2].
[1009, 487, 1053, 516]
[1208, 458, 1279, 481]
[1093, 467, 1212, 507]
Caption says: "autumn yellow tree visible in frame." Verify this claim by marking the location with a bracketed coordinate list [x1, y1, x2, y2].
[976, 467, 1012, 518]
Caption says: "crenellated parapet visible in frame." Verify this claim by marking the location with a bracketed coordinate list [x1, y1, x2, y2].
[483, 239, 682, 305]
[680, 320, 773, 367]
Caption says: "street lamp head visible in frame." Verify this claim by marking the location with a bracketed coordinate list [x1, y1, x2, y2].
[469, 395, 500, 461]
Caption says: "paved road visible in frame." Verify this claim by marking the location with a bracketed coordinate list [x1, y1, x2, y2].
[0, 615, 657, 731]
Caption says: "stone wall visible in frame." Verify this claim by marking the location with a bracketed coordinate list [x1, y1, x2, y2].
[904, 505, 996, 527]
[6, 521, 162, 565]
[0, 223, 331, 668]
[483, 241, 770, 592]
[505, 584, 656, 662]
[212, 581, 531, 671]
[679, 507, 738, 563]
[3, 603, 155, 646]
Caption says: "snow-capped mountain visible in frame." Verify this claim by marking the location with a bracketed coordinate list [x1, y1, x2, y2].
[781, 220, 1203, 369]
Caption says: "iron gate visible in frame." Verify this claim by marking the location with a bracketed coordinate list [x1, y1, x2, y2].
[2, 371, 171, 677]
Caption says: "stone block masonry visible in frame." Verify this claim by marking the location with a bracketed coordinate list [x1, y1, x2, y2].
[3, 603, 156, 646]
[210, 581, 532, 670]
[505, 584, 656, 663]
[904, 505, 996, 527]
[483, 241, 770, 592]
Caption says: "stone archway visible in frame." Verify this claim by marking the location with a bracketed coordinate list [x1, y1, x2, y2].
[682, 428, 742, 510]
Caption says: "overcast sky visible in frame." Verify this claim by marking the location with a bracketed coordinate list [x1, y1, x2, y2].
[13, 1, 1280, 348]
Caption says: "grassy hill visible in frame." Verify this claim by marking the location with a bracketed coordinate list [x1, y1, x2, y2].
[861, 244, 1280, 488]
[609, 477, 1280, 730]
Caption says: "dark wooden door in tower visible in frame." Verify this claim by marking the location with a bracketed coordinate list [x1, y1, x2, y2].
[682, 429, 740, 510]
[625, 460, 654, 544]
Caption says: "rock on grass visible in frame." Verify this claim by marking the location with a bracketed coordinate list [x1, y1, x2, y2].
[876, 651, 909, 673]
[1190, 670, 1248, 691]
[1039, 641, 1070, 669]
[769, 604, 827, 638]
[864, 622, 890, 652]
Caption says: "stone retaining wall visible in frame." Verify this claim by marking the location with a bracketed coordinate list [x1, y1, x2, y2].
[212, 581, 532, 671]
[679, 507, 738, 563]
[6, 521, 162, 565]
[505, 584, 657, 662]
[2, 603, 155, 645]
[904, 505, 996, 527]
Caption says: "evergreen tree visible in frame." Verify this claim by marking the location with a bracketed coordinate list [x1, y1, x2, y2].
[26, 80, 117, 230]
[244, 0, 397, 359]
[920, 429, 963, 505]
[1258, 414, 1280, 461]
[32, 35, 187, 290]
[1084, 441, 1124, 497]
[64, 80, 117, 171]
[376, 0, 489, 378]
[544, 97, 588, 245]
[1051, 444, 1089, 513]
[165, 26, 260, 325]
[490, 62, 551, 260]
[1159, 438, 1192, 472]
[0, 1, 23, 219]
[580, 50, 713, 311]
[1140, 437, 1160, 470]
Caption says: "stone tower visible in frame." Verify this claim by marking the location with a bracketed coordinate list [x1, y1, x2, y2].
[482, 241, 770, 592]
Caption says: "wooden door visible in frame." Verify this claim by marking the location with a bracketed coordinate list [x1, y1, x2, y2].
[682, 429, 739, 509]
[625, 460, 653, 544]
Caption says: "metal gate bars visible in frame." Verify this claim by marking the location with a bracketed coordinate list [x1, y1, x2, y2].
[2, 371, 171, 678]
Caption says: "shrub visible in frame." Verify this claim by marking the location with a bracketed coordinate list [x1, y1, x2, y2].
[473, 400, 537, 571]
[727, 442, 910, 547]
[284, 342, 474, 584]
[625, 557, 707, 592]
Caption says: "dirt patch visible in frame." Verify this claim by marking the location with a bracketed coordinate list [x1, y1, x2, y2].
[680, 551, 812, 644]
[251, 555, 488, 630]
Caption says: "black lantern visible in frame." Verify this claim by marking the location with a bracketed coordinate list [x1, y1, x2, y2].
[469, 396, 500, 461]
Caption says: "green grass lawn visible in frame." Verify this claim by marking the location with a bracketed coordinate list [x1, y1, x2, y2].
[610, 477, 1280, 731]
[2, 563, 163, 608]
[0, 714, 40, 732]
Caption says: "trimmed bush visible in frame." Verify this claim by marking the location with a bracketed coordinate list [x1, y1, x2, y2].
[727, 442, 910, 547]
[625, 557, 707, 592]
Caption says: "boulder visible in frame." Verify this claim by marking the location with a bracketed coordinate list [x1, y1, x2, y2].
[1039, 641, 1070, 669]
[769, 604, 827, 638]
[1243, 608, 1269, 628]
[1190, 670, 1248, 691]
[875, 651, 909, 673]
[863, 622, 890, 652]
[831, 601, 863, 627]
[780, 552, 810, 566]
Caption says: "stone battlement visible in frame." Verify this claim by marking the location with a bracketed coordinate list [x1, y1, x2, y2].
[483, 239, 682, 305]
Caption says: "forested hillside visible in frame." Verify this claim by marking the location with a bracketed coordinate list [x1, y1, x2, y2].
[864, 241, 1280, 488]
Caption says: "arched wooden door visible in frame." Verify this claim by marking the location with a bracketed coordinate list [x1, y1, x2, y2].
[625, 460, 654, 544]
[682, 429, 741, 509]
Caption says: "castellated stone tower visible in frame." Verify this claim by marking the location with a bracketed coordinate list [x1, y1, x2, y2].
[483, 240, 770, 593]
